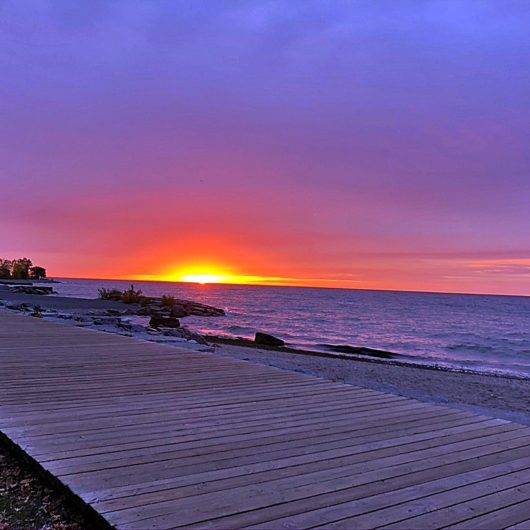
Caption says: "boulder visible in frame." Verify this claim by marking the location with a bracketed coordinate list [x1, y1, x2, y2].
[12, 286, 55, 295]
[255, 332, 285, 347]
[149, 315, 180, 329]
[160, 326, 209, 345]
[170, 307, 189, 318]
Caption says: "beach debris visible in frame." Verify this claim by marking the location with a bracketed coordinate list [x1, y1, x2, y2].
[255, 332, 285, 347]
[0, 443, 89, 529]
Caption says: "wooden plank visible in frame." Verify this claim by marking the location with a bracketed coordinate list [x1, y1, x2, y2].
[505, 516, 530, 530]
[99, 429, 530, 528]
[379, 483, 530, 529]
[446, 499, 530, 529]
[245, 455, 530, 529]
[309, 465, 530, 529]
[48, 415, 503, 478]
[175, 438, 530, 529]
[1, 311, 529, 530]
[40, 410, 473, 467]
[90, 418, 512, 515]
[80, 410, 488, 505]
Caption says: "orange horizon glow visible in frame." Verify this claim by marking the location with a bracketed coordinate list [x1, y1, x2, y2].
[3, 4, 530, 299]
[125, 264, 356, 288]
[47, 252, 530, 296]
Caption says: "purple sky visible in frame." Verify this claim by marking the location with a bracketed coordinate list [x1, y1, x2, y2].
[1, 1, 530, 294]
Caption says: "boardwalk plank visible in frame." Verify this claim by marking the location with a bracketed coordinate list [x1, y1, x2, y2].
[101, 429, 529, 528]
[1, 311, 529, 530]
[245, 455, 530, 529]
[379, 483, 530, 529]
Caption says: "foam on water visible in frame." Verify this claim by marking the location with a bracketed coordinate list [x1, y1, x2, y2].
[52, 278, 530, 378]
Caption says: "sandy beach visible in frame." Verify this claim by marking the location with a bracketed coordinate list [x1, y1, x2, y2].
[212, 343, 530, 426]
[1, 288, 529, 428]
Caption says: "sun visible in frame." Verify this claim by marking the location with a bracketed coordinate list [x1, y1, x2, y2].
[180, 273, 226, 285]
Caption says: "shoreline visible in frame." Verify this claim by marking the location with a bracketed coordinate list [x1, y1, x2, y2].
[206, 335, 530, 381]
[1, 290, 529, 426]
[3, 288, 527, 381]
[210, 342, 530, 426]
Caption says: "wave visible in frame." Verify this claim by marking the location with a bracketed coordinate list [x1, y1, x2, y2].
[446, 343, 497, 354]
[52, 278, 530, 378]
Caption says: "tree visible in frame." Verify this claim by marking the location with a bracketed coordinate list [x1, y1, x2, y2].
[29, 266, 47, 279]
[11, 258, 33, 279]
[0, 259, 12, 279]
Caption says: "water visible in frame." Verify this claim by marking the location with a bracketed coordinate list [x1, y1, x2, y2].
[52, 278, 530, 377]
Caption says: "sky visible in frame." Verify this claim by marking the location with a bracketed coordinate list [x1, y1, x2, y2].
[1, 0, 530, 295]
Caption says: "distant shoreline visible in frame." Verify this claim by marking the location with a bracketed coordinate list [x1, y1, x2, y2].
[0, 278, 60, 284]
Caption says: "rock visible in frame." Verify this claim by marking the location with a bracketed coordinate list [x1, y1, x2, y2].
[119, 322, 146, 333]
[134, 298, 224, 318]
[160, 326, 208, 344]
[6, 303, 31, 311]
[255, 332, 285, 347]
[92, 317, 121, 326]
[319, 344, 397, 359]
[12, 286, 55, 295]
[159, 328, 184, 338]
[169, 307, 189, 318]
[149, 315, 180, 329]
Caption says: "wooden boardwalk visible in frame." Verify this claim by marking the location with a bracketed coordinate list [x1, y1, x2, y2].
[1, 311, 530, 529]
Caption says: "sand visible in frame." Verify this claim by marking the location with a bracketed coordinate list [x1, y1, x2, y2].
[211, 343, 530, 426]
[1, 289, 529, 426]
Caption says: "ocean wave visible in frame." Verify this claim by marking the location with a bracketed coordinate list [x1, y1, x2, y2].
[53, 278, 530, 377]
[446, 343, 497, 354]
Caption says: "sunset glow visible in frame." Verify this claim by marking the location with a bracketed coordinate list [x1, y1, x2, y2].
[180, 274, 226, 285]
[1, 3, 530, 296]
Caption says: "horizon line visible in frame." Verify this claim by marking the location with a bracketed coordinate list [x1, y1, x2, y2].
[53, 275, 530, 300]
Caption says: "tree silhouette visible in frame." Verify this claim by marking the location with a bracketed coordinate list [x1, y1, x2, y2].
[0, 259, 12, 279]
[11, 258, 33, 279]
[29, 266, 47, 279]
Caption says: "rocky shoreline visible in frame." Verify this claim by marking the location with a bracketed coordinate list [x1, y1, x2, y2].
[2, 287, 528, 378]
[0, 293, 216, 351]
[0, 286, 408, 364]
[0, 288, 528, 425]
